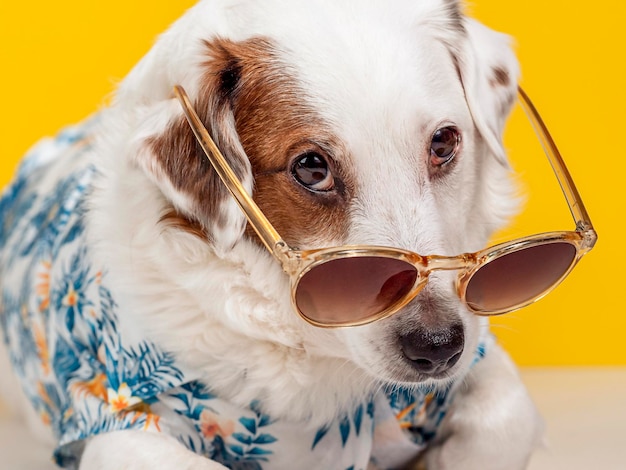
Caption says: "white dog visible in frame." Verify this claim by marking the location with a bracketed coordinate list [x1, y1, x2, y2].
[0, 0, 543, 468]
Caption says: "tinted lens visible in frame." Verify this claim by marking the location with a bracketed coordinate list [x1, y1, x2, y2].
[295, 256, 418, 325]
[465, 242, 577, 313]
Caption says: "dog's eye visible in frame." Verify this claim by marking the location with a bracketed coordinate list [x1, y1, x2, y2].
[291, 152, 335, 191]
[430, 126, 461, 166]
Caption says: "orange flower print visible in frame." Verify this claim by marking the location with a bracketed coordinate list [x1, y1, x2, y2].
[396, 402, 417, 429]
[36, 261, 51, 312]
[199, 410, 235, 439]
[107, 383, 142, 413]
[62, 287, 78, 307]
[126, 403, 162, 432]
[144, 413, 161, 432]
[397, 393, 434, 429]
[37, 382, 53, 408]
[72, 373, 108, 401]
[416, 394, 434, 420]
[40, 410, 51, 427]
[33, 324, 50, 375]
[63, 408, 74, 422]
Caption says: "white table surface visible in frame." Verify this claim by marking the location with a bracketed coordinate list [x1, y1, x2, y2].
[523, 368, 626, 470]
[1, 368, 625, 469]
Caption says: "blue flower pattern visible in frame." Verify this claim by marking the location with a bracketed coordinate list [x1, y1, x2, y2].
[0, 121, 488, 469]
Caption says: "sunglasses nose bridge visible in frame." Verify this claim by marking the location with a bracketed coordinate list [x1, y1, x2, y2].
[418, 253, 476, 296]
[391, 254, 469, 316]
[422, 253, 477, 273]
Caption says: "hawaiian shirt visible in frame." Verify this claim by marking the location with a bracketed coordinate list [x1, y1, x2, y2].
[0, 120, 488, 470]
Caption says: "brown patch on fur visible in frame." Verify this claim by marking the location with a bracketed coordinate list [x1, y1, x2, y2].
[208, 39, 352, 247]
[159, 208, 208, 240]
[491, 67, 510, 87]
[151, 37, 352, 248]
[147, 98, 247, 234]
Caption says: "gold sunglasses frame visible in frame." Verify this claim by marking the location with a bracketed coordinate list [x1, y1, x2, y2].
[173, 85, 597, 328]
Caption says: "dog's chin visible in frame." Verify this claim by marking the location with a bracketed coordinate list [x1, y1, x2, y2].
[373, 360, 464, 389]
[392, 362, 463, 387]
[345, 342, 475, 390]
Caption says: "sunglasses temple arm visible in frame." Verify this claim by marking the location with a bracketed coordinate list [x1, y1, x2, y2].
[517, 87, 595, 233]
[518, 88, 592, 229]
[173, 86, 290, 262]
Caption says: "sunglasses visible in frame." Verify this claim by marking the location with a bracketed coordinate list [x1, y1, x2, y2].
[173, 85, 597, 328]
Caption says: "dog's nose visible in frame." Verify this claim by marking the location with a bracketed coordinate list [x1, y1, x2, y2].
[400, 323, 464, 375]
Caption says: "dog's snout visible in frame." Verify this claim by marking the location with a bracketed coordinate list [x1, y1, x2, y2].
[400, 323, 464, 375]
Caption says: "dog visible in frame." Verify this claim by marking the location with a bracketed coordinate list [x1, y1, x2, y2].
[0, 0, 543, 468]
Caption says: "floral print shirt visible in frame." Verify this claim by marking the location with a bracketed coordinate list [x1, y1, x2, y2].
[0, 121, 487, 470]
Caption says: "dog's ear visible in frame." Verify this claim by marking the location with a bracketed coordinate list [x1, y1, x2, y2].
[457, 19, 520, 164]
[126, 42, 253, 254]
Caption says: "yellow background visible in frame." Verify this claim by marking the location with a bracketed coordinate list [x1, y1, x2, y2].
[0, 1, 623, 365]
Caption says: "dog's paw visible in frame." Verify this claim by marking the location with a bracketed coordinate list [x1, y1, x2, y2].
[80, 430, 229, 470]
[420, 438, 529, 470]
[417, 345, 542, 470]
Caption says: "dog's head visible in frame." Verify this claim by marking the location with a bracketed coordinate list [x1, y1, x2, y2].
[105, 0, 519, 395]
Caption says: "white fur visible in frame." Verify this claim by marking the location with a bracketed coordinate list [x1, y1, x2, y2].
[1, 0, 543, 468]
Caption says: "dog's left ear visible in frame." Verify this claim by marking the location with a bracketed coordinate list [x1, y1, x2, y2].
[456, 18, 520, 163]
[126, 63, 254, 255]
